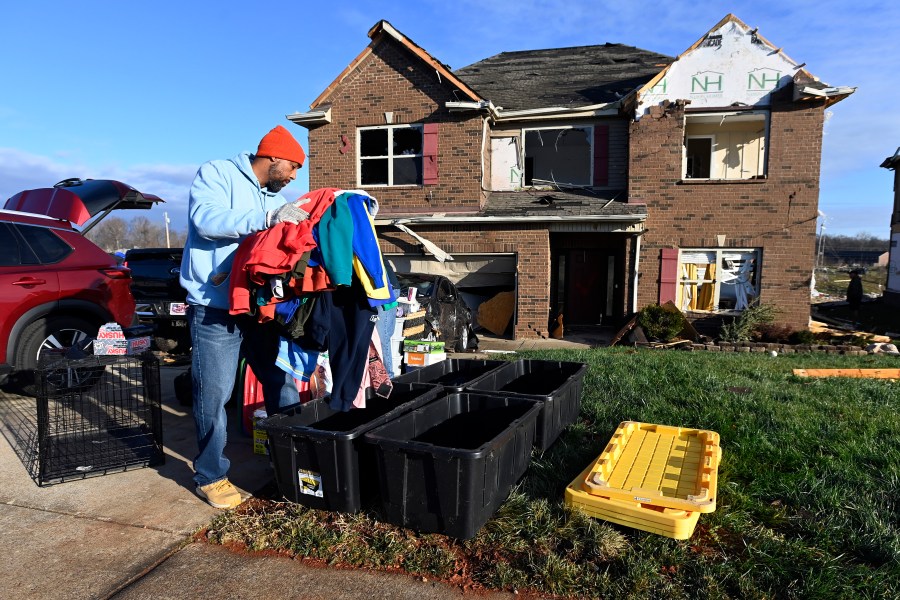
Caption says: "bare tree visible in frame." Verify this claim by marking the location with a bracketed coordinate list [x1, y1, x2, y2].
[85, 215, 187, 249]
[129, 216, 165, 248]
[85, 217, 130, 251]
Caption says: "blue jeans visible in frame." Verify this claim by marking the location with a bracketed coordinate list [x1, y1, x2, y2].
[189, 304, 299, 487]
[375, 302, 398, 376]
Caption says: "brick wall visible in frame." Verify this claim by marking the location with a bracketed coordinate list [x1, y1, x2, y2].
[377, 224, 551, 338]
[627, 94, 825, 330]
[308, 37, 484, 212]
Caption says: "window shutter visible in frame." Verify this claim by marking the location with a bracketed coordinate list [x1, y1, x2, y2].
[593, 124, 609, 187]
[659, 248, 679, 304]
[423, 123, 438, 185]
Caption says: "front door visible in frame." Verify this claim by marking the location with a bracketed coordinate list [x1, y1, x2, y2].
[550, 233, 626, 329]
[568, 250, 606, 325]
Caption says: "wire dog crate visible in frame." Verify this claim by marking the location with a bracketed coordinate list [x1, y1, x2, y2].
[0, 351, 164, 486]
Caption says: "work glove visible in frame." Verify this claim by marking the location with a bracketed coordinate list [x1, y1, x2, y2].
[266, 201, 310, 228]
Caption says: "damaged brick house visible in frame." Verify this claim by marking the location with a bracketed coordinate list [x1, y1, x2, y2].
[288, 14, 853, 339]
[880, 148, 900, 307]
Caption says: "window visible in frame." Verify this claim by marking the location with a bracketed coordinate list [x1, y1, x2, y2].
[677, 249, 760, 312]
[683, 112, 767, 180]
[0, 223, 23, 266]
[524, 126, 592, 187]
[685, 137, 713, 178]
[15, 224, 69, 264]
[359, 125, 423, 186]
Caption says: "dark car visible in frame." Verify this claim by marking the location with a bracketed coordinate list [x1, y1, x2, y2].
[0, 178, 162, 394]
[124, 247, 190, 353]
[396, 272, 478, 351]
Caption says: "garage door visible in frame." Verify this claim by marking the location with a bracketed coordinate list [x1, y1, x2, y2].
[384, 254, 516, 288]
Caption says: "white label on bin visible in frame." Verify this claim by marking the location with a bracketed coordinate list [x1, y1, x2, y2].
[297, 469, 324, 497]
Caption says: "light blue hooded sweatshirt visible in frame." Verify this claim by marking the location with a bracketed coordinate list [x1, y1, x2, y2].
[180, 152, 286, 310]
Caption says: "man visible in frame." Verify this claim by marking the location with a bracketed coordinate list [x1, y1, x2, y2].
[180, 125, 309, 509]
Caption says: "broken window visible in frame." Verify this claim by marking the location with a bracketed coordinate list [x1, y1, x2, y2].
[685, 137, 713, 178]
[524, 126, 592, 187]
[683, 112, 767, 180]
[677, 249, 760, 312]
[359, 124, 423, 186]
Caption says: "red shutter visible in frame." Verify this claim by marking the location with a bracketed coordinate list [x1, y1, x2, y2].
[593, 124, 609, 187]
[423, 123, 438, 185]
[659, 248, 679, 304]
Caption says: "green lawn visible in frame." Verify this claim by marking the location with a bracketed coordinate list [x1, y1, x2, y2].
[207, 348, 900, 599]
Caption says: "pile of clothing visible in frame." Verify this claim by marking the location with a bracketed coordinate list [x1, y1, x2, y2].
[228, 188, 397, 411]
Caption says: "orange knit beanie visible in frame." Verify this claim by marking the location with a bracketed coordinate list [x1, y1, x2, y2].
[256, 125, 306, 166]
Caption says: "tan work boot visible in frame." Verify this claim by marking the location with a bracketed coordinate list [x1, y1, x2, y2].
[196, 479, 242, 509]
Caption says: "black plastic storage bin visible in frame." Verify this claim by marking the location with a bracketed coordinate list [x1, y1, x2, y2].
[391, 359, 506, 392]
[259, 382, 441, 513]
[363, 392, 542, 539]
[464, 359, 588, 451]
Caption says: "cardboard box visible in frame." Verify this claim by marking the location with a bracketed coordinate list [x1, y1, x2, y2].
[402, 339, 445, 354]
[405, 351, 447, 368]
[92, 323, 151, 355]
[252, 409, 269, 455]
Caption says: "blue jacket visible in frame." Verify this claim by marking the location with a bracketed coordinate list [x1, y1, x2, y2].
[180, 152, 285, 309]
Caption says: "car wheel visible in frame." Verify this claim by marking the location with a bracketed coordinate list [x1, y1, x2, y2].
[14, 317, 104, 396]
[455, 322, 469, 352]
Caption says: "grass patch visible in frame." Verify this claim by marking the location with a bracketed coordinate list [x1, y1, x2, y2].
[207, 348, 900, 598]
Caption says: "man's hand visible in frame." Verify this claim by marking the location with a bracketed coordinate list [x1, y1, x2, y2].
[266, 201, 310, 227]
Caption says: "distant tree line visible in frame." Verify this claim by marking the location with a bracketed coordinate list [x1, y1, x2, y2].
[816, 232, 890, 268]
[86, 216, 187, 252]
[818, 233, 888, 253]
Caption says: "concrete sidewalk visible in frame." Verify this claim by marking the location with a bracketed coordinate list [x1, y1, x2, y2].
[0, 356, 546, 599]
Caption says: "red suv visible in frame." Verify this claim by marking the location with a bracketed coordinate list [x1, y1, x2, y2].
[0, 179, 162, 393]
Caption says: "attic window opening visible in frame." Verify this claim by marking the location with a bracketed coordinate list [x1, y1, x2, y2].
[683, 112, 768, 181]
[523, 125, 592, 187]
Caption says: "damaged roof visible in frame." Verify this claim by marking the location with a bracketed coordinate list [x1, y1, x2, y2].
[453, 44, 673, 111]
[483, 189, 642, 219]
[881, 148, 900, 170]
[375, 190, 645, 224]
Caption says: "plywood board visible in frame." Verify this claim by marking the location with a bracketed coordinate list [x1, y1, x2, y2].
[477, 291, 514, 335]
[793, 369, 900, 379]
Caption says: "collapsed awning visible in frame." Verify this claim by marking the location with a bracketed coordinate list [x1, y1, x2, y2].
[386, 254, 516, 288]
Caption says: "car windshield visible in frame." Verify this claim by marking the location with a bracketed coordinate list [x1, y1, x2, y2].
[396, 273, 435, 298]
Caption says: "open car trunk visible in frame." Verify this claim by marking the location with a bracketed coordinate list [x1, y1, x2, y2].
[4, 178, 163, 231]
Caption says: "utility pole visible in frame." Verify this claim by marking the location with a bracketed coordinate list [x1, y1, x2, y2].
[164, 212, 171, 248]
[816, 221, 826, 269]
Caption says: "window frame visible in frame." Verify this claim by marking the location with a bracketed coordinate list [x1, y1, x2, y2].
[522, 124, 594, 188]
[682, 111, 769, 181]
[357, 124, 424, 187]
[685, 135, 715, 179]
[677, 248, 761, 313]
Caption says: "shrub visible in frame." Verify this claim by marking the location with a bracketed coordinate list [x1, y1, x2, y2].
[719, 303, 779, 342]
[637, 304, 686, 341]
[753, 322, 795, 343]
[790, 329, 817, 345]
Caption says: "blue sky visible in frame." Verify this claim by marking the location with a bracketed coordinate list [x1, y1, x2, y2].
[1, 1, 896, 238]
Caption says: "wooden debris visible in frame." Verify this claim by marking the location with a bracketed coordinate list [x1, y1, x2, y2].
[477, 291, 515, 335]
[793, 368, 900, 379]
[550, 314, 564, 339]
[609, 314, 638, 347]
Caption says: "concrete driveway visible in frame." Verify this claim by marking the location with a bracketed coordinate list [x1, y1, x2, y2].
[0, 357, 524, 599]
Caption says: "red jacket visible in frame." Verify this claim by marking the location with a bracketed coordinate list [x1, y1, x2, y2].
[229, 188, 341, 315]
